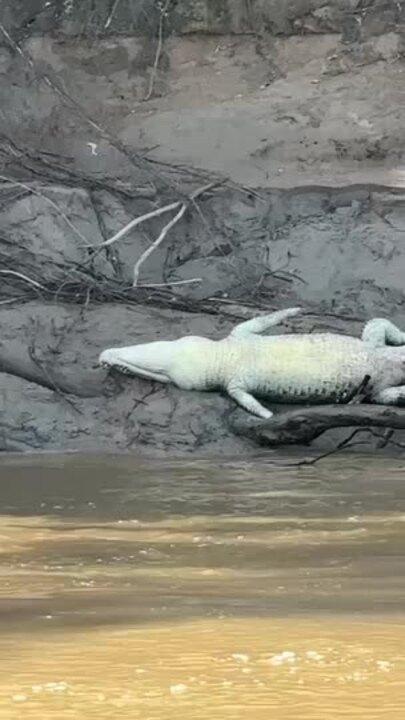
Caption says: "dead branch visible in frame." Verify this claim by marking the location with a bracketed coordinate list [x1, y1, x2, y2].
[229, 404, 405, 447]
[347, 373, 371, 404]
[292, 428, 380, 466]
[100, 200, 181, 249]
[133, 201, 187, 285]
[105, 0, 123, 28]
[0, 270, 47, 292]
[132, 180, 222, 285]
[144, 0, 172, 101]
[99, 180, 220, 257]
[136, 278, 202, 287]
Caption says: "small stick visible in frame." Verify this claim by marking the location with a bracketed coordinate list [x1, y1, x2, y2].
[293, 428, 372, 466]
[133, 202, 186, 286]
[136, 278, 202, 287]
[0, 270, 47, 291]
[105, 0, 123, 28]
[100, 200, 181, 249]
[144, 0, 172, 101]
[132, 181, 221, 286]
[347, 374, 371, 404]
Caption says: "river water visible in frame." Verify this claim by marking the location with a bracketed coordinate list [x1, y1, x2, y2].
[0, 453, 404, 719]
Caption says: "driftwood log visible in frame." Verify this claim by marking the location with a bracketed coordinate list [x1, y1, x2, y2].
[0, 344, 107, 398]
[229, 404, 405, 446]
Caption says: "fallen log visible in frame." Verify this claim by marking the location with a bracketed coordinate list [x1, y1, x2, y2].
[0, 345, 107, 398]
[229, 404, 405, 447]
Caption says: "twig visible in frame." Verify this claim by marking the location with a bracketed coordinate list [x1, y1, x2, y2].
[105, 0, 123, 28]
[0, 297, 24, 305]
[144, 0, 172, 102]
[100, 200, 181, 248]
[132, 180, 222, 285]
[0, 270, 47, 291]
[293, 428, 373, 466]
[296, 425, 403, 466]
[136, 278, 202, 287]
[347, 374, 371, 404]
[133, 202, 186, 285]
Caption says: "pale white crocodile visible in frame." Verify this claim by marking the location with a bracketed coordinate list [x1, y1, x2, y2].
[98, 308, 405, 419]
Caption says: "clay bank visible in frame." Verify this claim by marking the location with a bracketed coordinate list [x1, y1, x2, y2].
[1, 0, 405, 455]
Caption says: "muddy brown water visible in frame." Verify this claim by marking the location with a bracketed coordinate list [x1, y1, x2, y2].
[0, 453, 404, 719]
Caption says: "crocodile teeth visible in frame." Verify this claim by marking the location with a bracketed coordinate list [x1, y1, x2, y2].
[100, 361, 134, 375]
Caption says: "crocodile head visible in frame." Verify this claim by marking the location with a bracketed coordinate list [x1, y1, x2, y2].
[98, 335, 211, 386]
[99, 340, 176, 383]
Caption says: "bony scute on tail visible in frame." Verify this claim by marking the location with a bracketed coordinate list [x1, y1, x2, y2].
[98, 308, 405, 419]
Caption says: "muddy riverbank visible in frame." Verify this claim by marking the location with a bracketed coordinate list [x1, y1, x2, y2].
[1, 1, 405, 454]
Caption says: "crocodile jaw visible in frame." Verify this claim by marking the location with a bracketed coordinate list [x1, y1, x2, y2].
[98, 347, 171, 383]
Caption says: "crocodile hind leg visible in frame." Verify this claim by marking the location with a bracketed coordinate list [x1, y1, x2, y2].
[373, 385, 405, 406]
[362, 319, 405, 347]
[229, 307, 302, 338]
[226, 381, 273, 419]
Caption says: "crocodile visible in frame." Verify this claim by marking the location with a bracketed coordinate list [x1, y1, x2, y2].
[98, 308, 405, 419]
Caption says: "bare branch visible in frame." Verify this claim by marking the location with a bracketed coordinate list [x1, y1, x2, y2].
[0, 270, 47, 291]
[0, 297, 24, 305]
[132, 180, 222, 285]
[100, 180, 221, 257]
[347, 373, 371, 404]
[133, 202, 187, 285]
[229, 404, 405, 447]
[105, 0, 123, 28]
[100, 200, 181, 248]
[144, 0, 172, 102]
[136, 278, 202, 287]
[293, 428, 376, 466]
